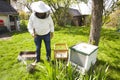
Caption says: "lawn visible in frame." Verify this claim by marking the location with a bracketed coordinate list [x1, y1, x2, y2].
[0, 26, 120, 80]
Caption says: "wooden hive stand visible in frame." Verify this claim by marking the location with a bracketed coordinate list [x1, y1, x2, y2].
[54, 43, 68, 60]
[18, 51, 36, 61]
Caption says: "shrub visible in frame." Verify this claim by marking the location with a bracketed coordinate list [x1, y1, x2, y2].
[20, 20, 28, 31]
[105, 10, 120, 29]
[35, 60, 109, 80]
[19, 11, 29, 20]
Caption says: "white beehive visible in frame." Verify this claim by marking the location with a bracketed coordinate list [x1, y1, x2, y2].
[69, 43, 98, 74]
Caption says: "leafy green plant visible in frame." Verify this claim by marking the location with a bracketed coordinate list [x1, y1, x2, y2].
[20, 20, 28, 31]
[33, 60, 109, 80]
[83, 64, 109, 80]
[105, 10, 120, 29]
[19, 11, 29, 20]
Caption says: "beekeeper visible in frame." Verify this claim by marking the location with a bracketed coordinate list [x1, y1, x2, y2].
[27, 1, 54, 62]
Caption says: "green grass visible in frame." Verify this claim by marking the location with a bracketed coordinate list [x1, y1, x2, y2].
[0, 26, 120, 80]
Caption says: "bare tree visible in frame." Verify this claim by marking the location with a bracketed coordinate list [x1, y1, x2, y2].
[89, 0, 103, 46]
[88, 0, 119, 46]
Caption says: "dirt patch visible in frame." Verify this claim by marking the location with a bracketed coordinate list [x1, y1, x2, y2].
[0, 34, 12, 40]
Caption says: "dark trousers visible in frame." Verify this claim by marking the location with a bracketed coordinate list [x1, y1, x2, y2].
[34, 32, 51, 61]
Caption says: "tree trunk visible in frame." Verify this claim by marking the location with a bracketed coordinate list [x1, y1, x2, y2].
[89, 0, 103, 46]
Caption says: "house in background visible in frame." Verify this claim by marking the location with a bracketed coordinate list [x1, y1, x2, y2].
[67, 0, 116, 26]
[57, 1, 91, 26]
[0, 0, 19, 33]
[68, 2, 91, 26]
[68, 8, 82, 26]
[67, 8, 90, 26]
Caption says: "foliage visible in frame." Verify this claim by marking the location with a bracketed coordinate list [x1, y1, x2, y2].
[23, 0, 74, 26]
[34, 61, 110, 80]
[105, 10, 120, 29]
[43, 0, 73, 26]
[35, 61, 76, 80]
[0, 27, 120, 80]
[103, 0, 120, 25]
[84, 63, 109, 80]
[20, 20, 28, 31]
[19, 11, 29, 20]
[84, 15, 91, 27]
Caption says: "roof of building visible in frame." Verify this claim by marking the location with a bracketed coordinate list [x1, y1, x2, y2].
[68, 8, 81, 16]
[0, 0, 18, 15]
[70, 2, 91, 15]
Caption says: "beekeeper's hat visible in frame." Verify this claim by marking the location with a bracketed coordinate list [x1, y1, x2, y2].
[31, 1, 51, 13]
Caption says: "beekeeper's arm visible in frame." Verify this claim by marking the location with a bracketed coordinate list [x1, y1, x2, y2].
[49, 16, 54, 39]
[27, 15, 35, 37]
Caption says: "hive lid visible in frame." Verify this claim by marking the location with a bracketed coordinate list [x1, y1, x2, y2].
[71, 43, 98, 55]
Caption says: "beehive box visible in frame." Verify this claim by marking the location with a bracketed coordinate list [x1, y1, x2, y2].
[69, 43, 98, 74]
[54, 43, 68, 60]
[18, 51, 36, 61]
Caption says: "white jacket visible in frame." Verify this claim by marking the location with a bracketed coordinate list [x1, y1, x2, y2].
[27, 13, 54, 35]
